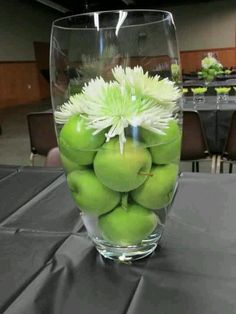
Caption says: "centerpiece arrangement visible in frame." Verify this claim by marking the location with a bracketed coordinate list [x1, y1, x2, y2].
[50, 10, 182, 261]
[191, 87, 208, 106]
[198, 53, 223, 84]
[215, 87, 231, 104]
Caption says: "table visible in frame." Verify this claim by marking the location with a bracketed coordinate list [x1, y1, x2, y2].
[183, 74, 236, 83]
[1, 166, 236, 313]
[184, 96, 236, 154]
[183, 79, 236, 96]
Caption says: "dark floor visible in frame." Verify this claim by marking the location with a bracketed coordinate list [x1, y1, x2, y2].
[0, 99, 218, 173]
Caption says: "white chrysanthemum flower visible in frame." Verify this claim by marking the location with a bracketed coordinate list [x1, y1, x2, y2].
[81, 78, 174, 152]
[112, 66, 152, 94]
[201, 56, 222, 69]
[54, 93, 84, 124]
[82, 82, 140, 152]
[112, 66, 181, 109]
[146, 78, 180, 106]
[129, 105, 173, 135]
[82, 77, 110, 101]
[54, 66, 181, 153]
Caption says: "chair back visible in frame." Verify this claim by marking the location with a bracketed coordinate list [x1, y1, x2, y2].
[181, 110, 209, 160]
[27, 112, 58, 157]
[223, 111, 236, 160]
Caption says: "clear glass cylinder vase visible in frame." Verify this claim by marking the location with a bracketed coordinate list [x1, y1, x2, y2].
[50, 10, 183, 261]
[216, 92, 229, 104]
[193, 93, 206, 108]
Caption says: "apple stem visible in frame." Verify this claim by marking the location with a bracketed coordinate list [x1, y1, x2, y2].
[121, 193, 128, 209]
[139, 171, 153, 177]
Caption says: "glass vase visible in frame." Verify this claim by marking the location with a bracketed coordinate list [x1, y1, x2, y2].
[216, 92, 229, 104]
[50, 10, 183, 261]
[193, 93, 206, 108]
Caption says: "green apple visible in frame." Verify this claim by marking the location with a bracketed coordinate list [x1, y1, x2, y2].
[60, 152, 87, 173]
[131, 163, 179, 210]
[59, 114, 106, 165]
[140, 120, 181, 164]
[99, 203, 159, 246]
[67, 169, 120, 215]
[94, 138, 152, 192]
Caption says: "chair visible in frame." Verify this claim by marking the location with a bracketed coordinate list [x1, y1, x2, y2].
[216, 111, 236, 173]
[44, 147, 62, 167]
[27, 112, 58, 165]
[181, 110, 216, 173]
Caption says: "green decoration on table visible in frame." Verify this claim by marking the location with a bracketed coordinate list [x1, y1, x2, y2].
[54, 66, 181, 246]
[215, 87, 231, 94]
[198, 53, 223, 83]
[224, 69, 232, 75]
[191, 87, 208, 95]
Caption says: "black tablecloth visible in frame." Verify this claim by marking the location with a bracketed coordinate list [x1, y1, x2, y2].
[183, 74, 236, 83]
[1, 166, 236, 313]
[183, 80, 236, 96]
[0, 165, 20, 180]
[184, 96, 236, 154]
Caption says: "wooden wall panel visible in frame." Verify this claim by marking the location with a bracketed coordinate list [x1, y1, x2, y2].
[34, 42, 50, 70]
[38, 71, 50, 100]
[0, 62, 41, 109]
[33, 41, 50, 99]
[180, 47, 236, 73]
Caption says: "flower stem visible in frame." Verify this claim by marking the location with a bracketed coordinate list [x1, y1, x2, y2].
[121, 193, 128, 209]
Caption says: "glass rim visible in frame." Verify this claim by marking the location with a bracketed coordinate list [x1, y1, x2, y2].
[52, 9, 174, 31]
